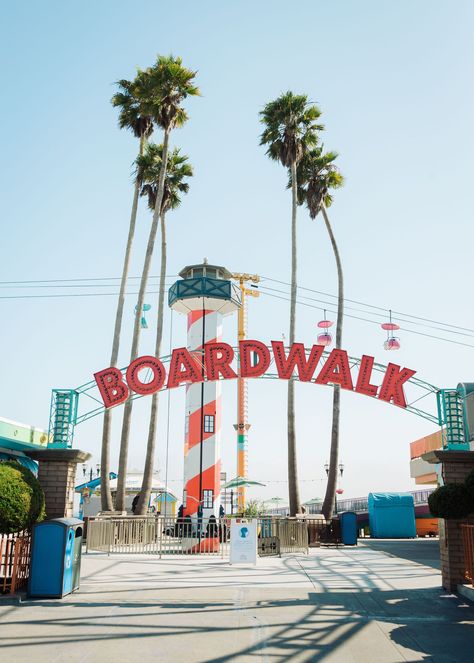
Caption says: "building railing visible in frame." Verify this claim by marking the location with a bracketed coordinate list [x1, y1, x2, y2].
[86, 516, 335, 556]
[461, 524, 474, 586]
[0, 532, 31, 594]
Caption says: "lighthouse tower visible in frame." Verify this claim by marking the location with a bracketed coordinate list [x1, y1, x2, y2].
[169, 261, 240, 525]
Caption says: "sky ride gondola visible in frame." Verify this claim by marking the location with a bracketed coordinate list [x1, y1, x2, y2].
[134, 303, 152, 329]
[317, 310, 333, 346]
[381, 310, 401, 350]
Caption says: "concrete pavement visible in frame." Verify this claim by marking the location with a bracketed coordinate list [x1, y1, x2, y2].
[1, 540, 473, 662]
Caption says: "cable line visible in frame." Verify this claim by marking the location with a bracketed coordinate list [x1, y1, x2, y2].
[258, 285, 474, 340]
[260, 290, 474, 349]
[1, 271, 473, 345]
[0, 275, 178, 285]
[260, 275, 474, 334]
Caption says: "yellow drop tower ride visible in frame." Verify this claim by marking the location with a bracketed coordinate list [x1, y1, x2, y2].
[231, 273, 260, 511]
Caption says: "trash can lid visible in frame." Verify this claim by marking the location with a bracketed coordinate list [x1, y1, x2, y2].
[35, 517, 84, 528]
[339, 511, 357, 517]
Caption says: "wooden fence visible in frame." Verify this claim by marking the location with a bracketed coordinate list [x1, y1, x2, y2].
[0, 532, 31, 594]
[461, 524, 474, 586]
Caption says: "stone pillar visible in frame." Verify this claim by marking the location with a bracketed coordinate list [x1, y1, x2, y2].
[26, 449, 91, 519]
[423, 450, 474, 592]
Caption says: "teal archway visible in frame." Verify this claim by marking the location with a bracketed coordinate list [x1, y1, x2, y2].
[47, 346, 460, 450]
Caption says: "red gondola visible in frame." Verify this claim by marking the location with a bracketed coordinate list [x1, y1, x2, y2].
[381, 310, 401, 350]
[317, 311, 333, 346]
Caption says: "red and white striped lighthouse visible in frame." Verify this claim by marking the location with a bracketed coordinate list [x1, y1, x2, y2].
[169, 261, 240, 525]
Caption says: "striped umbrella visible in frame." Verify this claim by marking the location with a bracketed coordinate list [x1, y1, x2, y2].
[222, 476, 266, 489]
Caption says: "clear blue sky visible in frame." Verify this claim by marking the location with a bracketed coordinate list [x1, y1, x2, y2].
[1, 1, 473, 502]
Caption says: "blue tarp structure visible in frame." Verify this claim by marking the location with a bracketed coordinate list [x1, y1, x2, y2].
[0, 452, 38, 476]
[368, 492, 416, 538]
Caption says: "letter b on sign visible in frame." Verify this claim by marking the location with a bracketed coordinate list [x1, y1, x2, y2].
[94, 368, 129, 408]
[126, 356, 166, 395]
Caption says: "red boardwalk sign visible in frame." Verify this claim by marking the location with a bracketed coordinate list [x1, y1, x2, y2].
[94, 340, 416, 410]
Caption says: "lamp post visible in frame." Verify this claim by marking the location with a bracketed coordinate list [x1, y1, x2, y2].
[324, 462, 344, 514]
[82, 463, 100, 482]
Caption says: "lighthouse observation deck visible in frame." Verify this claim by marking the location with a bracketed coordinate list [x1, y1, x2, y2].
[169, 262, 241, 314]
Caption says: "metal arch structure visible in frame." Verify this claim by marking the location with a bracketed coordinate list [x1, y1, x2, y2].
[48, 346, 443, 448]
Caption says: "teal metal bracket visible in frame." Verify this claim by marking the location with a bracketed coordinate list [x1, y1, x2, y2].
[48, 389, 79, 448]
[436, 389, 470, 450]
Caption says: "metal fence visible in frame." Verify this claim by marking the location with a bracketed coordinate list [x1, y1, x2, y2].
[86, 516, 230, 556]
[0, 532, 31, 594]
[461, 524, 474, 586]
[86, 516, 334, 556]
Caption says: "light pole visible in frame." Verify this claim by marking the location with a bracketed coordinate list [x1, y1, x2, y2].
[324, 462, 344, 515]
[82, 463, 100, 482]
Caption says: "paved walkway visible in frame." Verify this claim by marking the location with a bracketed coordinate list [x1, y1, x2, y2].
[1, 540, 473, 662]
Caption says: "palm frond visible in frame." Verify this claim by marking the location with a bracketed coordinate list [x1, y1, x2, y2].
[137, 142, 193, 214]
[111, 75, 154, 138]
[292, 148, 344, 218]
[259, 91, 323, 168]
[140, 55, 200, 131]
[111, 55, 199, 138]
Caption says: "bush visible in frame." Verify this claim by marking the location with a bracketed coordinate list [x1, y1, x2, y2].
[0, 461, 45, 534]
[243, 499, 266, 517]
[428, 483, 474, 520]
[465, 470, 474, 496]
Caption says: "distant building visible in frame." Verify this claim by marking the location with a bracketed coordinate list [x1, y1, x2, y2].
[0, 415, 48, 474]
[75, 471, 177, 517]
[409, 430, 444, 485]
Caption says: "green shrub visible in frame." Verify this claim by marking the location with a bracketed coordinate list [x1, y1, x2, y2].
[243, 499, 266, 517]
[428, 483, 474, 520]
[0, 461, 45, 534]
[465, 470, 474, 496]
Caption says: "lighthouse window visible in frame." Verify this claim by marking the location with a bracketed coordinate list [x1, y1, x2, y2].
[193, 268, 203, 277]
[183, 490, 187, 507]
[203, 489, 213, 509]
[206, 268, 216, 278]
[204, 415, 215, 433]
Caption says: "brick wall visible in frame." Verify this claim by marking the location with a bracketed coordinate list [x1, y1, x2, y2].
[37, 460, 76, 519]
[423, 450, 474, 591]
[26, 448, 91, 521]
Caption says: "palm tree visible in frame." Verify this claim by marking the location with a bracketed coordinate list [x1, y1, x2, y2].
[115, 56, 199, 512]
[297, 148, 344, 520]
[99, 77, 154, 512]
[133, 145, 193, 515]
[260, 92, 322, 516]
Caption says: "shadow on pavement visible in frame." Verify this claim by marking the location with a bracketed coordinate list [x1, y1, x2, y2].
[360, 539, 441, 570]
[1, 586, 473, 661]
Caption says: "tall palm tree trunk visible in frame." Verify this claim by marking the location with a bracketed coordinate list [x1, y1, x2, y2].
[288, 160, 301, 517]
[115, 129, 171, 512]
[321, 204, 344, 521]
[100, 134, 146, 511]
[135, 211, 167, 515]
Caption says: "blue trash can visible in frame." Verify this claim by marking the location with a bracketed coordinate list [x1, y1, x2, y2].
[28, 518, 84, 598]
[260, 518, 272, 538]
[340, 511, 358, 545]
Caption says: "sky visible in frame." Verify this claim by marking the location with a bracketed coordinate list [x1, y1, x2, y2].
[1, 1, 473, 505]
